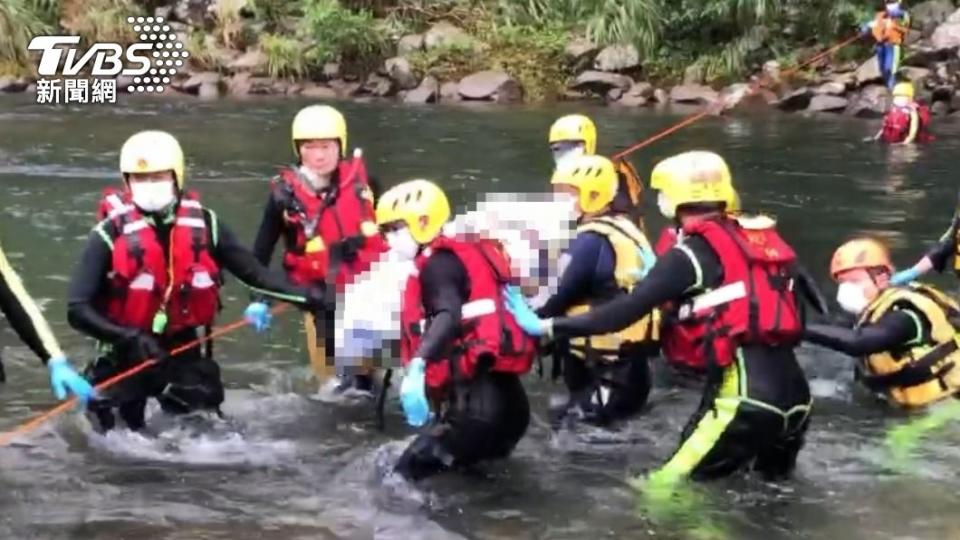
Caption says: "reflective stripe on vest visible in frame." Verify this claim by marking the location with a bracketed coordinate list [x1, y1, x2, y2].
[677, 281, 748, 321]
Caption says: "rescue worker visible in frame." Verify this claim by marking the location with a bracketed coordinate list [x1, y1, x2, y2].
[376, 180, 536, 481]
[67, 130, 325, 432]
[888, 190, 960, 286]
[1, 242, 93, 400]
[246, 105, 387, 393]
[506, 151, 813, 483]
[874, 82, 934, 145]
[548, 114, 644, 227]
[806, 238, 960, 408]
[860, 1, 910, 89]
[534, 155, 658, 427]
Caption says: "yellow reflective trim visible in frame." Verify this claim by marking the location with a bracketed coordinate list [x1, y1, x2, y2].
[656, 361, 742, 479]
[0, 243, 64, 359]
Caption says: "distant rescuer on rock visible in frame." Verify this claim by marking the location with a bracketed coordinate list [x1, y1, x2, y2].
[860, 1, 910, 89]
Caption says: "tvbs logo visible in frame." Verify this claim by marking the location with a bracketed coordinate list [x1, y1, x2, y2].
[27, 16, 187, 104]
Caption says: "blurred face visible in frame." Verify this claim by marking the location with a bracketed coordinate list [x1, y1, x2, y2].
[380, 221, 420, 261]
[298, 139, 340, 177]
[126, 170, 177, 213]
[552, 184, 581, 217]
[834, 267, 889, 314]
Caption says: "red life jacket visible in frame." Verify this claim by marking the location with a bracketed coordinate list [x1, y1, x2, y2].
[400, 237, 536, 395]
[273, 156, 387, 290]
[670, 217, 803, 368]
[882, 103, 935, 144]
[653, 226, 707, 371]
[96, 187, 133, 222]
[98, 192, 221, 334]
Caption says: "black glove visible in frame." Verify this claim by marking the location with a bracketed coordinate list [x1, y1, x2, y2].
[122, 331, 170, 364]
[339, 235, 365, 263]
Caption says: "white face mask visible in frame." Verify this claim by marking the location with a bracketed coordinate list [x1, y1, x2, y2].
[836, 281, 870, 315]
[892, 95, 911, 108]
[552, 145, 585, 167]
[658, 192, 676, 219]
[386, 227, 420, 261]
[298, 165, 330, 191]
[130, 180, 176, 213]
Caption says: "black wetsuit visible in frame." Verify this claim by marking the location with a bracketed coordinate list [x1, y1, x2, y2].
[537, 229, 651, 427]
[251, 168, 381, 389]
[394, 250, 530, 481]
[925, 213, 960, 274]
[0, 242, 65, 382]
[805, 306, 929, 391]
[549, 232, 811, 481]
[68, 203, 316, 431]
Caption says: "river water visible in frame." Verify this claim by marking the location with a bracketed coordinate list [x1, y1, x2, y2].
[1, 95, 960, 539]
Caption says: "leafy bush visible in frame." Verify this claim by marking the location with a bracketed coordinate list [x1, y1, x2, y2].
[62, 0, 143, 46]
[262, 32, 309, 78]
[300, 0, 386, 68]
[0, 0, 55, 74]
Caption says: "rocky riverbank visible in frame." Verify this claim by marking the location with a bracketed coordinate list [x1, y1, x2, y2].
[3, 0, 960, 119]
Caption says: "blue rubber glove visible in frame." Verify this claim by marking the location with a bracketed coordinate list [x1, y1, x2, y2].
[890, 268, 921, 286]
[631, 245, 657, 281]
[244, 302, 272, 333]
[400, 357, 431, 427]
[47, 356, 95, 402]
[502, 285, 545, 337]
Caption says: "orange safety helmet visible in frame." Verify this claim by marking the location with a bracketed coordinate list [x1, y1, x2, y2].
[829, 238, 894, 279]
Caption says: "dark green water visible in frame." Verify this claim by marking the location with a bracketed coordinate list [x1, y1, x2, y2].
[1, 94, 960, 539]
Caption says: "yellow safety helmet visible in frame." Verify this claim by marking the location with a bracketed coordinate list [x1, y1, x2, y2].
[650, 151, 735, 218]
[119, 130, 185, 189]
[551, 154, 618, 214]
[727, 189, 742, 214]
[830, 238, 894, 279]
[548, 114, 597, 155]
[892, 82, 914, 99]
[291, 105, 347, 157]
[375, 179, 451, 245]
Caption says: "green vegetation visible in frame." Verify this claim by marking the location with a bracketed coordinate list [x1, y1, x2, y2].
[0, 0, 888, 98]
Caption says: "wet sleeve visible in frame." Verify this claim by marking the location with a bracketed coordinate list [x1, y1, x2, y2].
[211, 212, 313, 306]
[536, 232, 612, 318]
[252, 190, 285, 269]
[925, 217, 958, 273]
[551, 242, 705, 338]
[0, 243, 64, 363]
[66, 226, 140, 344]
[803, 310, 921, 357]
[414, 251, 468, 362]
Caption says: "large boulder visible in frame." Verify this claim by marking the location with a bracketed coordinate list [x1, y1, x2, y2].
[181, 71, 220, 93]
[172, 0, 215, 29]
[814, 81, 848, 96]
[403, 76, 439, 104]
[776, 87, 813, 111]
[806, 95, 849, 113]
[397, 34, 424, 55]
[931, 9, 960, 50]
[424, 22, 476, 50]
[593, 44, 640, 72]
[669, 84, 719, 104]
[384, 57, 419, 90]
[228, 48, 267, 76]
[901, 66, 933, 86]
[845, 85, 890, 118]
[458, 70, 522, 102]
[719, 83, 752, 110]
[565, 37, 599, 63]
[571, 70, 634, 94]
[0, 76, 26, 93]
[300, 84, 337, 99]
[440, 81, 460, 102]
[363, 73, 395, 97]
[329, 79, 362, 98]
[197, 81, 220, 99]
[227, 73, 252, 97]
[912, 0, 958, 37]
[854, 57, 882, 86]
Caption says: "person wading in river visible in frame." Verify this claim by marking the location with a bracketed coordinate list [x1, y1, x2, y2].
[506, 151, 814, 483]
[0, 241, 93, 402]
[531, 155, 659, 428]
[67, 130, 325, 431]
[806, 238, 960, 408]
[245, 105, 388, 394]
[376, 179, 535, 480]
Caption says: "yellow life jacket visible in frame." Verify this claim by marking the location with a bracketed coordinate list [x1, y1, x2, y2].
[858, 283, 960, 408]
[565, 214, 660, 362]
[952, 215, 960, 273]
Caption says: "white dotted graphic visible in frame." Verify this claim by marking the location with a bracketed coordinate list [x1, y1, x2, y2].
[123, 16, 185, 94]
